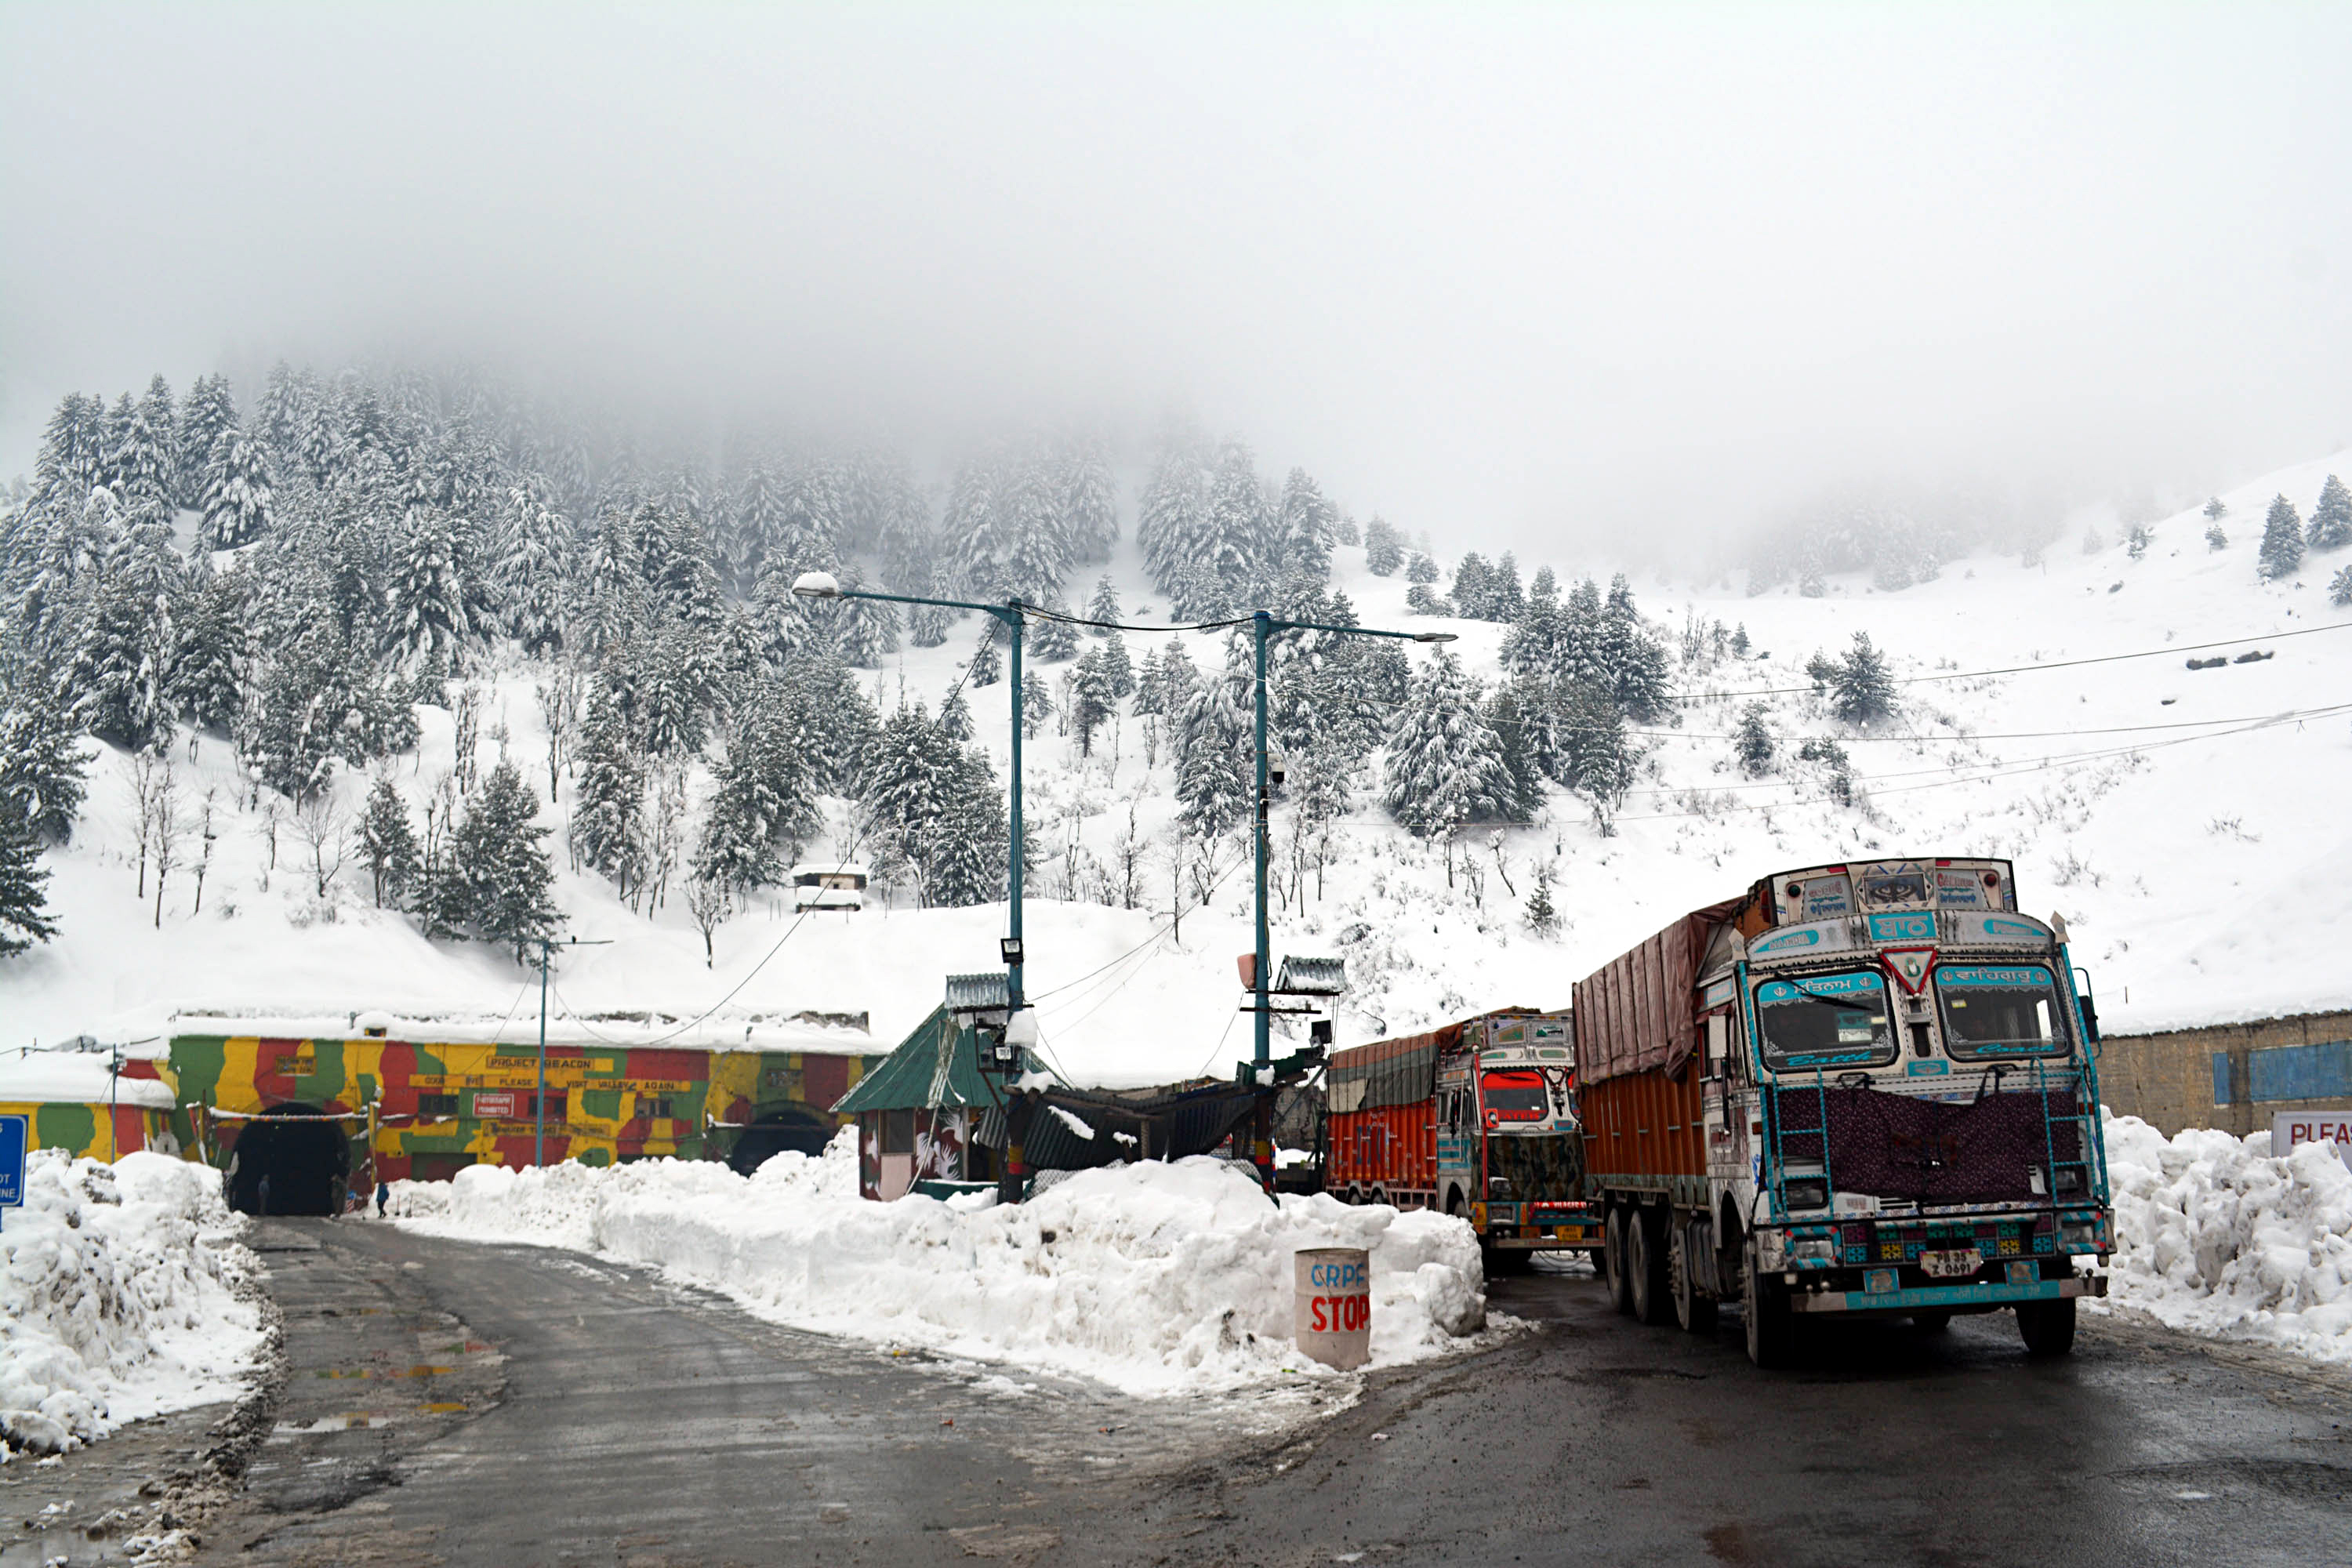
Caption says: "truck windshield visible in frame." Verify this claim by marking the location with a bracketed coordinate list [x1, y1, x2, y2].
[1935, 965, 2070, 1059]
[1481, 1070, 1552, 1123]
[1752, 971, 1896, 1071]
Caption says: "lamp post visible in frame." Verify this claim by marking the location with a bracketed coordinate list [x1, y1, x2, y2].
[792, 572, 1029, 1014]
[1245, 609, 1454, 1186]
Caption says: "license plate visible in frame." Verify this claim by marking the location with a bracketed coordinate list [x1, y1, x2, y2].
[1921, 1250, 1981, 1279]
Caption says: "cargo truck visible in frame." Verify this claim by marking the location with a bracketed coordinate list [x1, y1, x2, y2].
[1327, 1009, 1602, 1269]
[1573, 858, 2113, 1366]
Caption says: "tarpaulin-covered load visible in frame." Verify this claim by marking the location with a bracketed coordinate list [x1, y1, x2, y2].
[1327, 1022, 1465, 1114]
[1572, 895, 1748, 1085]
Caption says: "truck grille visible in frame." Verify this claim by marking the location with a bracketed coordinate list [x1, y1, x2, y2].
[1771, 1083, 2081, 1206]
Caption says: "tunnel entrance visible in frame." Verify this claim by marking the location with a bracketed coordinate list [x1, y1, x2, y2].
[226, 1103, 352, 1215]
[728, 1108, 835, 1176]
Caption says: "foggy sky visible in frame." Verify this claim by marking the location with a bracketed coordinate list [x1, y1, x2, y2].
[5, 3, 2350, 559]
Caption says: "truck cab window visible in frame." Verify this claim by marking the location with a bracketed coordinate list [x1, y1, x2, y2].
[1935, 965, 2070, 1060]
[1480, 1070, 1551, 1123]
[1752, 972, 1896, 1072]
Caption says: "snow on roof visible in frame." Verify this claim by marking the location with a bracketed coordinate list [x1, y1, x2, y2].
[154, 1007, 874, 1054]
[0, 1051, 178, 1110]
[789, 863, 871, 880]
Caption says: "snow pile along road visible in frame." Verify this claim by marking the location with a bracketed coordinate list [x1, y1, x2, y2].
[0, 1151, 268, 1458]
[2100, 1112, 2352, 1364]
[395, 1132, 1490, 1396]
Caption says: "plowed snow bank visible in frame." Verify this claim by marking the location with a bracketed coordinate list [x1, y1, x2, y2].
[394, 1131, 1490, 1395]
[1, 1151, 267, 1458]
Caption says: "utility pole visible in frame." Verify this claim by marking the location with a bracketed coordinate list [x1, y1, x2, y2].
[534, 935, 612, 1168]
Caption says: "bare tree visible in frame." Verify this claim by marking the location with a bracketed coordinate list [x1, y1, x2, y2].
[294, 792, 350, 900]
[643, 764, 688, 913]
[1111, 793, 1147, 911]
[129, 750, 167, 897]
[151, 761, 182, 927]
[686, 876, 729, 967]
[452, 682, 485, 797]
[191, 789, 219, 916]
[1488, 829, 1517, 897]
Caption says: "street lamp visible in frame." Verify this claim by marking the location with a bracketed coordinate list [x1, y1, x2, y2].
[1242, 608, 1454, 1186]
[792, 570, 1031, 1014]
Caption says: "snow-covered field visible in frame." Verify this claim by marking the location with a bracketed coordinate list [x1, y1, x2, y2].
[392, 1128, 1494, 1397]
[8, 447, 2349, 1083]
[2098, 1112, 2352, 1365]
[0, 1150, 269, 1459]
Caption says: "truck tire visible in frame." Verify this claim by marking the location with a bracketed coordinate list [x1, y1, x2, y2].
[1670, 1223, 1719, 1335]
[1628, 1205, 1672, 1326]
[1603, 1204, 1635, 1316]
[2016, 1296, 2077, 1358]
[1743, 1240, 1795, 1368]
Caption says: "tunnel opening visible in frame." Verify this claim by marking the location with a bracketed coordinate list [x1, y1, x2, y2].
[728, 1108, 835, 1176]
[225, 1102, 352, 1215]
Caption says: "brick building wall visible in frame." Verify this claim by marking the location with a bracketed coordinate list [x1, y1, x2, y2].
[2096, 1008, 2352, 1137]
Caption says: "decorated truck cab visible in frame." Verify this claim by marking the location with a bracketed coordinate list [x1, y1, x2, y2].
[1573, 858, 2113, 1366]
[1327, 1009, 1602, 1269]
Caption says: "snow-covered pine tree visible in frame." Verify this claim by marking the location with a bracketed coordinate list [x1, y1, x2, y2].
[1174, 641, 1253, 837]
[692, 706, 821, 894]
[1596, 575, 1674, 722]
[386, 508, 472, 673]
[870, 454, 937, 594]
[1087, 573, 1120, 633]
[1057, 444, 1120, 567]
[198, 423, 275, 550]
[967, 627, 1003, 688]
[2332, 564, 2352, 608]
[1381, 648, 1516, 837]
[495, 477, 572, 656]
[1029, 609, 1080, 663]
[110, 376, 179, 524]
[938, 684, 974, 742]
[944, 455, 1007, 601]
[1136, 446, 1208, 602]
[924, 748, 1009, 907]
[1102, 629, 1136, 699]
[1483, 684, 1546, 820]
[1528, 564, 1559, 605]
[452, 760, 561, 960]
[730, 461, 785, 591]
[2204, 496, 2228, 522]
[74, 519, 185, 751]
[1362, 516, 1403, 577]
[1200, 444, 1271, 615]
[1733, 702, 1775, 776]
[571, 696, 649, 902]
[1730, 622, 1751, 657]
[24, 393, 108, 524]
[169, 567, 247, 735]
[2307, 475, 2351, 552]
[909, 598, 954, 648]
[1524, 861, 1559, 938]
[0, 696, 89, 845]
[361, 775, 419, 907]
[1827, 631, 1897, 725]
[177, 375, 238, 510]
[1491, 553, 1526, 623]
[0, 789, 57, 956]
[1274, 468, 1336, 584]
[1069, 648, 1116, 757]
[1555, 680, 1635, 833]
[2259, 494, 2305, 580]
[1450, 553, 1495, 619]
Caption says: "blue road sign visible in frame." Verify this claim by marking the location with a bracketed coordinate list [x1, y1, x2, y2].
[0, 1113, 26, 1209]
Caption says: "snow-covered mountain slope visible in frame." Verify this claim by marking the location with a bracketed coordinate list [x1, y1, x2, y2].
[5, 449, 2348, 1087]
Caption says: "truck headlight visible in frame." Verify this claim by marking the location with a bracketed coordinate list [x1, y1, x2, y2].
[1784, 1176, 1830, 1212]
[1791, 1237, 1837, 1265]
[2060, 1218, 2104, 1251]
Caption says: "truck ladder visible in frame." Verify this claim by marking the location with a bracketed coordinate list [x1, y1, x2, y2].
[2032, 1057, 2102, 1202]
[1764, 1065, 1836, 1221]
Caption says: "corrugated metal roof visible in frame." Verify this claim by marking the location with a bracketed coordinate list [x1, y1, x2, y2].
[1276, 956, 1348, 995]
[942, 972, 1012, 1012]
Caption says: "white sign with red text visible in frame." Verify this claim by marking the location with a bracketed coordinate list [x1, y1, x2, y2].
[2271, 1112, 2352, 1170]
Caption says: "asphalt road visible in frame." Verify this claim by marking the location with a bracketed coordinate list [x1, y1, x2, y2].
[179, 1221, 2351, 1568]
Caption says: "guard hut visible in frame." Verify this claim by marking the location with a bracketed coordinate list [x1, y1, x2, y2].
[790, 863, 870, 913]
[834, 976, 1026, 1199]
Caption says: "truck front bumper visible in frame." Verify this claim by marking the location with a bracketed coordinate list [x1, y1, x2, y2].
[1788, 1273, 2107, 1314]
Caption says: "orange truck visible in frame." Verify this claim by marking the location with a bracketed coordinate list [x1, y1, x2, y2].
[1325, 1008, 1602, 1269]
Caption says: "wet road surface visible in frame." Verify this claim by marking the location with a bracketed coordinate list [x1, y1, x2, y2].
[153, 1222, 2352, 1567]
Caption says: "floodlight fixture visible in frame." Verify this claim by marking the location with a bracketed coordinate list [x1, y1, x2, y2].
[791, 570, 842, 599]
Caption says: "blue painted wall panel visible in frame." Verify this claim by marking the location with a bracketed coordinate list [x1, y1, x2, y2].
[2248, 1040, 2352, 1103]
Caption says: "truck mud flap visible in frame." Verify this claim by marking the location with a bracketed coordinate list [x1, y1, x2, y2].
[1788, 1275, 2107, 1314]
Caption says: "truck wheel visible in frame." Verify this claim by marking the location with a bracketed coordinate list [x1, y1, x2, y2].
[1743, 1241, 1795, 1368]
[1603, 1205, 1635, 1316]
[1628, 1206, 1672, 1327]
[2016, 1296, 2077, 1358]
[1670, 1223, 1719, 1335]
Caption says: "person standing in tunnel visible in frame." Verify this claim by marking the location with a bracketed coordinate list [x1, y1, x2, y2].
[257, 1171, 272, 1216]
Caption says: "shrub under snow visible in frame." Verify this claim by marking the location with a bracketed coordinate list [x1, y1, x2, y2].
[2100, 1112, 2352, 1363]
[1, 1150, 268, 1458]
[395, 1130, 1490, 1396]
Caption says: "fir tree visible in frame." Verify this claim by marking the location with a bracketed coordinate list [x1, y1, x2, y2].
[2258, 494, 2305, 580]
[1799, 737, 1855, 808]
[1102, 629, 1136, 699]
[495, 478, 572, 656]
[1730, 622, 1751, 657]
[198, 423, 275, 550]
[386, 509, 473, 672]
[1483, 683, 1547, 820]
[938, 684, 974, 742]
[1490, 552, 1526, 622]
[1524, 862, 1559, 938]
[177, 374, 238, 510]
[2331, 565, 2352, 608]
[2205, 521, 2229, 552]
[693, 710, 820, 894]
[909, 600, 954, 648]
[450, 760, 561, 960]
[1069, 648, 1116, 757]
[75, 520, 184, 751]
[1199, 443, 1270, 615]
[1056, 445, 1120, 566]
[361, 775, 419, 907]
[1406, 552, 1440, 587]
[1087, 573, 1121, 632]
[571, 699, 649, 902]
[1528, 564, 1559, 605]
[1174, 644, 1252, 837]
[0, 699, 90, 845]
[111, 376, 179, 522]
[1381, 648, 1518, 837]
[2307, 475, 2351, 552]
[1733, 702, 1775, 777]
[0, 793, 57, 957]
[1824, 631, 1897, 726]
[1363, 516, 1403, 577]
[169, 568, 247, 734]
[1450, 553, 1495, 619]
[967, 628, 1003, 688]
[2203, 496, 2227, 522]
[1556, 680, 1635, 832]
[1029, 612, 1080, 663]
[1274, 467, 1336, 583]
[1135, 447, 1209, 604]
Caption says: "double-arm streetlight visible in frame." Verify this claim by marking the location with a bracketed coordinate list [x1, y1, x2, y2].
[792, 571, 1032, 1011]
